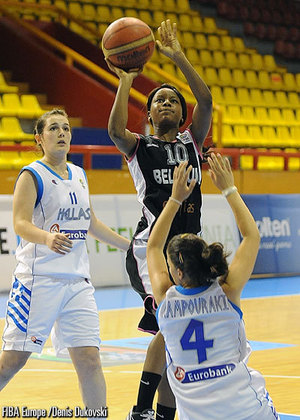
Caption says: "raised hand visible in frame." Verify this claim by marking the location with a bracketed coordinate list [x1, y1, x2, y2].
[207, 153, 234, 192]
[156, 20, 182, 60]
[171, 161, 196, 204]
[105, 59, 142, 81]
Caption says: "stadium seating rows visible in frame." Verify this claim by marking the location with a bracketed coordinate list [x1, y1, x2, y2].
[0, 0, 299, 170]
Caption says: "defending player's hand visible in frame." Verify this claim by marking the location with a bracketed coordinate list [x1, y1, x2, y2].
[156, 20, 182, 59]
[46, 232, 73, 255]
[171, 161, 196, 204]
[207, 153, 234, 192]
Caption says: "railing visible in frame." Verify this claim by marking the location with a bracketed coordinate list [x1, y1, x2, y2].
[0, 3, 223, 144]
[0, 5, 147, 105]
[1, 145, 299, 170]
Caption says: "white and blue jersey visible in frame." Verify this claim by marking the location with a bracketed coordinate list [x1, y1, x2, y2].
[14, 160, 91, 280]
[2, 161, 100, 355]
[157, 282, 279, 420]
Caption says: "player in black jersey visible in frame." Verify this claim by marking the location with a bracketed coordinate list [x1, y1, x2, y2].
[106, 20, 212, 420]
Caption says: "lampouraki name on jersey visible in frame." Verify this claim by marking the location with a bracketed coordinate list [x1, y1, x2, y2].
[164, 295, 230, 319]
[153, 167, 201, 185]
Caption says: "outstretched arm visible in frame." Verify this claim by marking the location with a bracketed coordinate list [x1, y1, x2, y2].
[107, 63, 141, 158]
[147, 162, 196, 304]
[207, 153, 260, 306]
[157, 20, 212, 147]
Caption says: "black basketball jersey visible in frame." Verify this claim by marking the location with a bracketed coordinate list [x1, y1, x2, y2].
[127, 129, 203, 240]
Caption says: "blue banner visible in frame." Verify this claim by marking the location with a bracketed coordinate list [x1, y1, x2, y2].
[241, 195, 300, 275]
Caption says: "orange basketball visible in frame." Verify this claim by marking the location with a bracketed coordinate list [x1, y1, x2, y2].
[102, 17, 155, 70]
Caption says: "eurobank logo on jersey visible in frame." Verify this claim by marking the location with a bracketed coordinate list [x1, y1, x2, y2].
[50, 224, 87, 240]
[242, 194, 300, 275]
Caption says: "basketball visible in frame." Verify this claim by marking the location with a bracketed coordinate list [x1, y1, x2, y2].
[102, 17, 155, 70]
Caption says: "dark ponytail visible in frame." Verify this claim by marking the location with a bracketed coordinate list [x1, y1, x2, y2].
[167, 234, 229, 287]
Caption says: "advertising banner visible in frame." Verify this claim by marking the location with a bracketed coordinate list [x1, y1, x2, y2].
[1, 193, 299, 293]
[242, 194, 300, 275]
[0, 194, 238, 293]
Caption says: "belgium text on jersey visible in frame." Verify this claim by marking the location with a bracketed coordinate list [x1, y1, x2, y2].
[2, 406, 108, 419]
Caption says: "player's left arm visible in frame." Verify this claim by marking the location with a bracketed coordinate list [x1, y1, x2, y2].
[147, 162, 196, 304]
[157, 20, 213, 148]
[88, 204, 130, 251]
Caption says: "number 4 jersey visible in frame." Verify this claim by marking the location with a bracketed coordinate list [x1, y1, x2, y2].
[14, 161, 91, 280]
[157, 282, 280, 420]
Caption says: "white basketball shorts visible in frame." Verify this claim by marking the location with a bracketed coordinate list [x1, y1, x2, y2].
[2, 275, 100, 357]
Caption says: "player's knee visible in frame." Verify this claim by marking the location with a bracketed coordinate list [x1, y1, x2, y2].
[72, 348, 102, 375]
[0, 351, 29, 379]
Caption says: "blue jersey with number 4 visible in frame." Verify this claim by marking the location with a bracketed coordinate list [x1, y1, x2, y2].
[14, 161, 91, 280]
[157, 282, 279, 420]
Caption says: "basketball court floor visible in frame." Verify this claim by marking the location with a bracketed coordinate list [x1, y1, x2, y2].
[0, 276, 299, 419]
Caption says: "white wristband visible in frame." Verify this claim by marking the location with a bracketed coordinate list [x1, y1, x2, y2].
[169, 197, 182, 205]
[222, 186, 237, 197]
